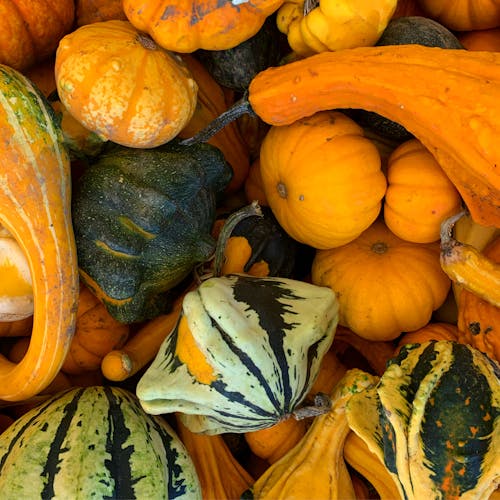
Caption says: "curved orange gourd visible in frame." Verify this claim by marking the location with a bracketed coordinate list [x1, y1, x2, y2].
[248, 45, 500, 227]
[0, 65, 79, 401]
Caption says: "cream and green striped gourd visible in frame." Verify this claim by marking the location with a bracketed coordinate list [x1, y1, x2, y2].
[137, 273, 339, 434]
[0, 386, 201, 499]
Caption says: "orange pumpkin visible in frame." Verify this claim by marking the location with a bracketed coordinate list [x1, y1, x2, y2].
[311, 220, 451, 341]
[395, 321, 459, 355]
[384, 139, 462, 243]
[244, 158, 269, 207]
[259, 111, 387, 250]
[55, 20, 198, 148]
[0, 0, 74, 71]
[75, 0, 127, 26]
[458, 27, 500, 51]
[123, 0, 285, 52]
[417, 0, 500, 30]
[457, 236, 500, 362]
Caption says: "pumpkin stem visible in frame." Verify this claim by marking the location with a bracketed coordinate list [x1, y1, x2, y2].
[179, 91, 255, 146]
[440, 209, 468, 246]
[213, 201, 263, 277]
[137, 32, 158, 50]
[291, 392, 332, 420]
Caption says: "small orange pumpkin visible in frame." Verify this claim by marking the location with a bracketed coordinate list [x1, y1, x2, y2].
[395, 321, 459, 355]
[384, 138, 462, 243]
[55, 20, 198, 148]
[457, 236, 500, 362]
[259, 111, 387, 250]
[123, 0, 285, 52]
[417, 0, 500, 30]
[75, 0, 127, 26]
[0, 0, 75, 71]
[458, 27, 500, 51]
[311, 220, 451, 341]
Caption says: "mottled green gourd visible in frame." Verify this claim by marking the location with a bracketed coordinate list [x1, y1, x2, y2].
[346, 340, 500, 500]
[0, 386, 201, 499]
[72, 141, 232, 323]
[137, 274, 339, 434]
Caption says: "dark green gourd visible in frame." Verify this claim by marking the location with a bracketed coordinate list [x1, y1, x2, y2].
[72, 141, 232, 323]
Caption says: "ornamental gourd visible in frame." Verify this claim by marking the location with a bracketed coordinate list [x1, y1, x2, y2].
[346, 340, 500, 500]
[55, 20, 198, 148]
[384, 139, 462, 243]
[311, 220, 451, 341]
[0, 386, 202, 499]
[0, 66, 79, 401]
[259, 110, 387, 250]
[137, 274, 339, 434]
[245, 45, 500, 227]
[72, 141, 232, 323]
[122, 0, 285, 52]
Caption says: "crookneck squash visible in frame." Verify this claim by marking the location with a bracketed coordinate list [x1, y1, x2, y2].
[0, 386, 202, 499]
[311, 220, 451, 341]
[0, 65, 79, 401]
[246, 45, 500, 227]
[55, 20, 198, 148]
[72, 141, 232, 324]
[137, 274, 339, 434]
[259, 110, 387, 250]
[123, 0, 285, 52]
[346, 340, 500, 500]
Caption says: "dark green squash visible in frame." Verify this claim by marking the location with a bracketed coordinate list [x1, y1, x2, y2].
[349, 16, 464, 142]
[346, 340, 500, 500]
[195, 16, 285, 93]
[0, 386, 202, 498]
[72, 141, 232, 324]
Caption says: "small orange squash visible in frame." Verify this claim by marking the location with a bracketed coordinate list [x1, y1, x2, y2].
[457, 236, 500, 362]
[312, 220, 451, 341]
[0, 0, 75, 71]
[75, 0, 127, 26]
[55, 20, 198, 148]
[384, 138, 462, 243]
[259, 110, 387, 250]
[417, 0, 500, 31]
[0, 65, 79, 401]
[123, 0, 285, 52]
[395, 321, 459, 355]
[458, 27, 500, 51]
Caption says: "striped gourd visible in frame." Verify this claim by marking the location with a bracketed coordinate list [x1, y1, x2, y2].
[0, 386, 201, 499]
[0, 65, 79, 400]
[346, 340, 500, 500]
[137, 274, 339, 434]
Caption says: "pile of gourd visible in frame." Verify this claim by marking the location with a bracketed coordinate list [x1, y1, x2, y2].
[0, 0, 499, 498]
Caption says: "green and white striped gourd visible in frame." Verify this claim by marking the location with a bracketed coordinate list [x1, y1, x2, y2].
[346, 340, 500, 500]
[0, 386, 201, 499]
[137, 273, 339, 434]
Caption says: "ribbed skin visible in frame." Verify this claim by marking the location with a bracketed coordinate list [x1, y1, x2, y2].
[0, 386, 201, 499]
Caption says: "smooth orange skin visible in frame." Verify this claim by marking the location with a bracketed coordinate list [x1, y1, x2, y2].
[260, 110, 387, 250]
[0, 67, 79, 401]
[123, 0, 285, 52]
[0, 0, 74, 71]
[458, 27, 500, 51]
[248, 45, 500, 227]
[384, 139, 462, 243]
[311, 220, 451, 341]
[417, 0, 500, 31]
[55, 20, 198, 148]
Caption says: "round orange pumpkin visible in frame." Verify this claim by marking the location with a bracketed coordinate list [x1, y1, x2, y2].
[417, 0, 500, 31]
[123, 0, 285, 52]
[259, 111, 387, 250]
[55, 20, 198, 148]
[311, 220, 451, 341]
[383, 139, 462, 243]
[0, 0, 74, 71]
[75, 0, 128, 26]
[458, 27, 500, 51]
[457, 235, 500, 362]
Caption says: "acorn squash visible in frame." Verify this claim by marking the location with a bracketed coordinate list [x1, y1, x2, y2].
[72, 141, 232, 323]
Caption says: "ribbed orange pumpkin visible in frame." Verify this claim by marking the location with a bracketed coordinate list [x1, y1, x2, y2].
[384, 139, 462, 243]
[311, 220, 451, 341]
[55, 20, 198, 148]
[457, 236, 500, 362]
[0, 0, 75, 71]
[75, 0, 127, 26]
[123, 0, 285, 52]
[260, 111, 387, 250]
[417, 0, 500, 30]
